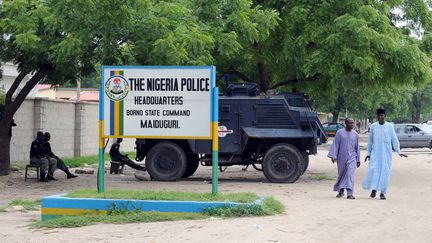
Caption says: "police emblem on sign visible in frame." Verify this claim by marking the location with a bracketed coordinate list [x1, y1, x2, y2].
[105, 75, 129, 101]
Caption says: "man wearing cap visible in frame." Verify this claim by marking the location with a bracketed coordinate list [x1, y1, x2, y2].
[363, 108, 408, 200]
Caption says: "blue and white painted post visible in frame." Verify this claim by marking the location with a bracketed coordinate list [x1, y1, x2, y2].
[98, 78, 105, 192]
[211, 86, 219, 196]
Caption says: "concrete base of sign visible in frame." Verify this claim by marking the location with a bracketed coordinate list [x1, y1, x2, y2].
[41, 194, 264, 221]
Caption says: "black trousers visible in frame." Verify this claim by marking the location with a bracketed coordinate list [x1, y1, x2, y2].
[112, 156, 145, 170]
[52, 156, 70, 174]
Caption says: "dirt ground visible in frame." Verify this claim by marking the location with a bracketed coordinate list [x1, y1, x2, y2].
[1, 145, 432, 243]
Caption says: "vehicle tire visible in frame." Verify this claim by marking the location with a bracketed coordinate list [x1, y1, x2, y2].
[146, 142, 187, 181]
[262, 143, 303, 183]
[300, 153, 309, 175]
[182, 154, 199, 178]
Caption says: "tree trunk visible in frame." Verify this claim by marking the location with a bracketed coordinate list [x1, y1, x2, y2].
[412, 93, 422, 123]
[332, 112, 339, 123]
[258, 62, 269, 93]
[413, 104, 421, 123]
[0, 71, 44, 175]
[0, 123, 11, 176]
[330, 96, 344, 123]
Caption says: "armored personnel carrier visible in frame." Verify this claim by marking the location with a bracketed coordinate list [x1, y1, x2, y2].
[135, 83, 327, 183]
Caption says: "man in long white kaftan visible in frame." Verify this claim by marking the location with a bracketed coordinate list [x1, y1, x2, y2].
[363, 109, 407, 200]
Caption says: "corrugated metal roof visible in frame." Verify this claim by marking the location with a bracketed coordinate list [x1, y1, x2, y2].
[69, 91, 99, 101]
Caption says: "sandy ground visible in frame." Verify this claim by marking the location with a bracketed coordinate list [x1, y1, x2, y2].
[0, 145, 432, 243]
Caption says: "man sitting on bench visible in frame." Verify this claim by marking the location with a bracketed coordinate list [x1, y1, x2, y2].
[109, 138, 145, 173]
[30, 131, 57, 182]
[43, 132, 78, 179]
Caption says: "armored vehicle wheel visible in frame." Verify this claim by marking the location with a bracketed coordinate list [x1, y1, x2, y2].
[300, 153, 309, 175]
[182, 154, 199, 178]
[262, 144, 302, 183]
[146, 142, 187, 181]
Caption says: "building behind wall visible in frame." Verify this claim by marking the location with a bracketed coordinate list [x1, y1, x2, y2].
[0, 62, 37, 97]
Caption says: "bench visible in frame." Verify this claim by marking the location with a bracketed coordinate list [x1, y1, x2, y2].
[25, 164, 40, 181]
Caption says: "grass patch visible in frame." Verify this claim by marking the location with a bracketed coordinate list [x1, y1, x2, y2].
[33, 211, 206, 228]
[11, 162, 26, 171]
[309, 173, 333, 181]
[67, 189, 259, 203]
[33, 196, 284, 228]
[203, 197, 284, 217]
[62, 154, 108, 168]
[62, 152, 136, 168]
[1, 199, 42, 211]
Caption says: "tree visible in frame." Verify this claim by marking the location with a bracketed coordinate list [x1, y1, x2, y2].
[0, 0, 137, 175]
[0, 0, 280, 175]
[46, 0, 281, 89]
[318, 28, 432, 123]
[411, 83, 432, 123]
[127, 0, 279, 87]
[192, 0, 280, 90]
[2, 0, 432, 176]
[269, 1, 432, 122]
[211, 1, 432, 93]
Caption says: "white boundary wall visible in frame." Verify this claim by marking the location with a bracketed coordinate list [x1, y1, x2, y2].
[10, 98, 135, 163]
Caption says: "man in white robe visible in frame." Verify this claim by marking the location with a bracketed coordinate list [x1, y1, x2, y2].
[363, 108, 407, 200]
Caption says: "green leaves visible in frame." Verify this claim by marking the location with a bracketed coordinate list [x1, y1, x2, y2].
[14, 31, 41, 50]
[216, 32, 243, 59]
[1, 0, 431, 121]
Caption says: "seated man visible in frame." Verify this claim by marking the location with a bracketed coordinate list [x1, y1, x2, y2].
[43, 132, 78, 179]
[109, 138, 145, 172]
[30, 131, 57, 182]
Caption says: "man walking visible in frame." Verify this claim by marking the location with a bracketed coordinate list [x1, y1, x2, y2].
[363, 108, 407, 200]
[328, 117, 360, 199]
[43, 132, 78, 179]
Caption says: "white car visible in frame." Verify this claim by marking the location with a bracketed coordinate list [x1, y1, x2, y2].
[393, 124, 432, 149]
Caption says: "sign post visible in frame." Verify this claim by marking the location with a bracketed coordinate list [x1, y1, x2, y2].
[98, 86, 105, 192]
[211, 87, 219, 195]
[98, 66, 217, 193]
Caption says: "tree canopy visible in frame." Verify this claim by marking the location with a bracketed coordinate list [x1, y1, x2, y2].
[1, 0, 432, 175]
[0, 0, 141, 175]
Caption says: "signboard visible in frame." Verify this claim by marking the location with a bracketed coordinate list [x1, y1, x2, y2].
[101, 66, 215, 139]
